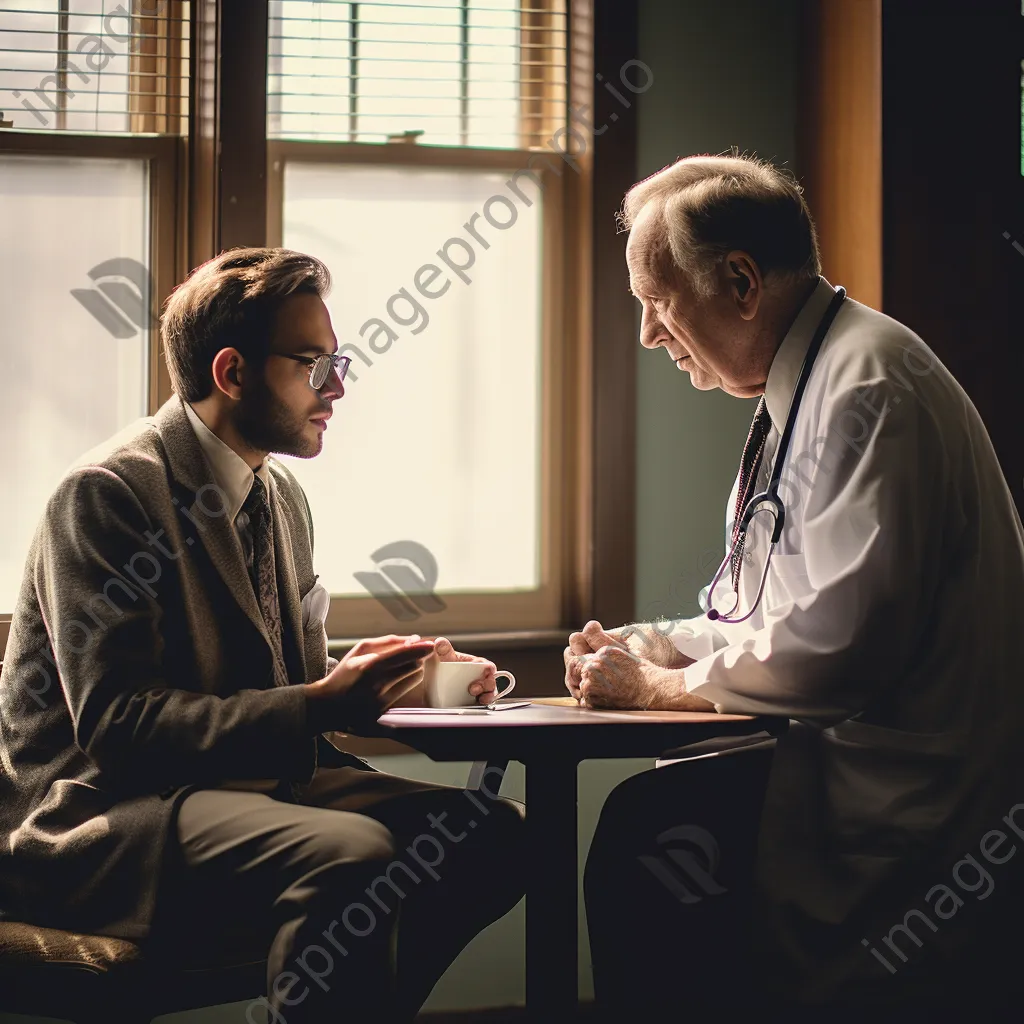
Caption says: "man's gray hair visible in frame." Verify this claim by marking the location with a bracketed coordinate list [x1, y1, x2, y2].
[620, 154, 821, 300]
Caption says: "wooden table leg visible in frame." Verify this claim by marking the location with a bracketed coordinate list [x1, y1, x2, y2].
[525, 757, 579, 1020]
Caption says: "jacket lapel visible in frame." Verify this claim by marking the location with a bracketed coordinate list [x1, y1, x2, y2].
[154, 397, 272, 647]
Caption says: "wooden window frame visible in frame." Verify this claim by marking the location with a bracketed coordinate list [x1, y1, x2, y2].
[0, 129, 184, 650]
[519, 0, 567, 149]
[258, 0, 598, 641]
[265, 139, 571, 638]
[0, 0, 191, 660]
[0, 131, 180, 407]
[129, 0, 190, 135]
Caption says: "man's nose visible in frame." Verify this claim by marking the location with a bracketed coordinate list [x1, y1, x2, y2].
[639, 307, 670, 349]
[321, 369, 345, 400]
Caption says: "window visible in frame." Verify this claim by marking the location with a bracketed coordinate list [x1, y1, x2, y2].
[267, 0, 564, 148]
[0, 0, 606, 654]
[265, 0, 574, 637]
[0, 0, 187, 621]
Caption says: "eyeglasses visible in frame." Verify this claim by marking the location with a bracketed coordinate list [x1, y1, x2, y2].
[273, 352, 352, 390]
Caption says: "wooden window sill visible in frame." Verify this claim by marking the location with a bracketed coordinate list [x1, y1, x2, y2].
[327, 629, 568, 657]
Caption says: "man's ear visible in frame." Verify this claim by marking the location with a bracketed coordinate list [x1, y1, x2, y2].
[731, 261, 750, 297]
[210, 347, 245, 399]
[723, 251, 762, 320]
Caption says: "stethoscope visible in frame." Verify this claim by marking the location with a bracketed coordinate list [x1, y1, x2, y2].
[704, 285, 847, 624]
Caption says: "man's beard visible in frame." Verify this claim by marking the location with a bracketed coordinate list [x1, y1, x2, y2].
[234, 372, 320, 460]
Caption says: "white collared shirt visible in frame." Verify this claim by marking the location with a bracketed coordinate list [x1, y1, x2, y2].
[182, 401, 272, 553]
[182, 402, 329, 633]
[665, 278, 1024, 1000]
[183, 399, 272, 536]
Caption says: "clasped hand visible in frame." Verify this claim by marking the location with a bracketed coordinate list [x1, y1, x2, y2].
[562, 620, 701, 711]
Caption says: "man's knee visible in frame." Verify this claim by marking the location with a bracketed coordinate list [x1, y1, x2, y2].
[585, 766, 689, 899]
[430, 788, 524, 842]
[440, 795, 526, 907]
[302, 814, 398, 881]
[486, 796, 526, 834]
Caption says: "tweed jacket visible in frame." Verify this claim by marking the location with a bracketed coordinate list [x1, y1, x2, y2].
[0, 395, 356, 939]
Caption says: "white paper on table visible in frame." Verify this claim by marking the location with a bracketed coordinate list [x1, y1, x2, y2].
[386, 702, 533, 715]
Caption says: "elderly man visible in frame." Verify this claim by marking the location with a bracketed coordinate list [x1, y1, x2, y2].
[567, 155, 1024, 1019]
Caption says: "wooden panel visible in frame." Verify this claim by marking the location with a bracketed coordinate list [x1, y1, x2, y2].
[267, 140, 552, 169]
[588, 0, 638, 627]
[150, 134, 182, 411]
[880, 0, 1023, 515]
[565, 0, 595, 627]
[520, 0, 568, 149]
[129, 0, 188, 135]
[798, 0, 882, 308]
[188, 0, 219, 271]
[217, 0, 268, 250]
[800, 0, 1022, 517]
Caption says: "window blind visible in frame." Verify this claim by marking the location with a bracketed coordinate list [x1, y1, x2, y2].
[0, 0, 189, 134]
[267, 0, 567, 149]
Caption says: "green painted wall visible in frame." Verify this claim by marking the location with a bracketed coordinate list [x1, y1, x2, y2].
[634, 0, 800, 627]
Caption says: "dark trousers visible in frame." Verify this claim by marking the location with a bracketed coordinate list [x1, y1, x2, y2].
[584, 742, 775, 1021]
[148, 764, 525, 1023]
[584, 743, 1024, 1024]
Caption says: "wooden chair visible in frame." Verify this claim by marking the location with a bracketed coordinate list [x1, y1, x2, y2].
[0, 919, 268, 1024]
[0, 656, 269, 1023]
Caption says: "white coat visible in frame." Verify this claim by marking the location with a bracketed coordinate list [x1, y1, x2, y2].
[668, 278, 1024, 1002]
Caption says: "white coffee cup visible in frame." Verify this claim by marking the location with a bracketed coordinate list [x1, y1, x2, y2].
[424, 662, 516, 709]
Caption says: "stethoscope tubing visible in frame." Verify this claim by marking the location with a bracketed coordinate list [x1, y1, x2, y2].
[705, 284, 847, 624]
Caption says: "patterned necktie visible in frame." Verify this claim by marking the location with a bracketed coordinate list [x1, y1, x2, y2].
[730, 397, 772, 589]
[241, 475, 290, 688]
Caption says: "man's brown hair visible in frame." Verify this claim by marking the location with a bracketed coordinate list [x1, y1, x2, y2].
[161, 247, 332, 402]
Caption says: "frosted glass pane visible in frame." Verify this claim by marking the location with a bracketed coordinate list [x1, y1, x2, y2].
[280, 162, 542, 596]
[0, 154, 150, 610]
